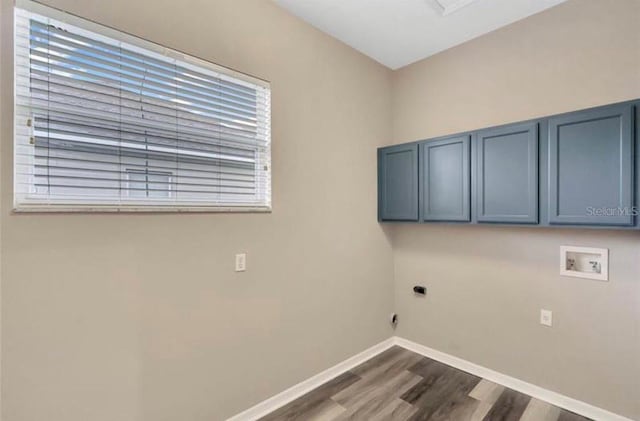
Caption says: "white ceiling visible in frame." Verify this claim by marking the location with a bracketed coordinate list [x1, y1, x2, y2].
[274, 0, 567, 69]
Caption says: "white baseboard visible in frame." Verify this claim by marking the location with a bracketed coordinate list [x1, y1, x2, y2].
[393, 336, 634, 421]
[227, 335, 633, 421]
[226, 337, 395, 421]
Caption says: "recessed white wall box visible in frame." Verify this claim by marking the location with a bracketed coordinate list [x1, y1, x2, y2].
[560, 246, 608, 281]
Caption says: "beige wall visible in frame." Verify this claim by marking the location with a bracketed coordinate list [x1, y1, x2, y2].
[2, 0, 640, 420]
[391, 0, 640, 419]
[0, 1, 394, 420]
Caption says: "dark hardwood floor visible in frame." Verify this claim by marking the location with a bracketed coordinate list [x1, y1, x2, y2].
[260, 346, 592, 421]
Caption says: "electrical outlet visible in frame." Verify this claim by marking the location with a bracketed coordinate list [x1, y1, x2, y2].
[235, 253, 246, 272]
[540, 309, 553, 327]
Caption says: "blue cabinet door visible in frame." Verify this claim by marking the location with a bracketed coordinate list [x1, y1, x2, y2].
[547, 104, 634, 226]
[476, 122, 539, 224]
[378, 144, 419, 221]
[420, 136, 470, 222]
[636, 102, 640, 229]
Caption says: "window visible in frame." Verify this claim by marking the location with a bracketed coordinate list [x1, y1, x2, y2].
[14, 0, 271, 212]
[125, 169, 173, 199]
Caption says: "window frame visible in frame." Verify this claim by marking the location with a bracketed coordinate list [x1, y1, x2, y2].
[13, 0, 271, 213]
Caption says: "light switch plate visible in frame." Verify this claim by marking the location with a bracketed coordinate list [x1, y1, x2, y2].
[560, 246, 608, 281]
[235, 253, 246, 272]
[540, 309, 553, 327]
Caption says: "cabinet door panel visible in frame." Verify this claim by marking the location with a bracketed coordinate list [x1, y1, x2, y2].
[636, 102, 640, 229]
[420, 136, 470, 222]
[548, 104, 633, 226]
[477, 123, 539, 223]
[378, 144, 419, 221]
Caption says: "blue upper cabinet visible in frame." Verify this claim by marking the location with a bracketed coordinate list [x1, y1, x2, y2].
[476, 122, 539, 224]
[377, 99, 637, 229]
[378, 143, 419, 221]
[420, 136, 470, 222]
[547, 104, 634, 226]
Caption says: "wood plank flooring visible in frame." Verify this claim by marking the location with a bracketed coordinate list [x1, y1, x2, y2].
[260, 346, 592, 421]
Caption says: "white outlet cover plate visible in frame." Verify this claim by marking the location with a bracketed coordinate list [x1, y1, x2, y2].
[560, 246, 608, 281]
[235, 253, 246, 272]
[540, 309, 553, 327]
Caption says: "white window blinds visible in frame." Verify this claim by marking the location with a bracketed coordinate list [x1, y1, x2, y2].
[14, 1, 271, 212]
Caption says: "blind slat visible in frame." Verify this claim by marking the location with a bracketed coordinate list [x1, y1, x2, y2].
[30, 164, 256, 183]
[17, 98, 269, 147]
[27, 19, 261, 99]
[25, 39, 264, 112]
[26, 69, 262, 131]
[35, 119, 260, 159]
[30, 153, 258, 177]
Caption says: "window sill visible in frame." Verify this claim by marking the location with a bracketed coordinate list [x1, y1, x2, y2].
[12, 205, 273, 214]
